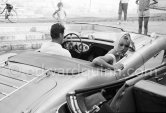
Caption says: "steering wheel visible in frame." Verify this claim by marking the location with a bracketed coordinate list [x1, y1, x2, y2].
[62, 33, 83, 54]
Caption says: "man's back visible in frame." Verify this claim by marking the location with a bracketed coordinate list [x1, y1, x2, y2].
[40, 41, 71, 58]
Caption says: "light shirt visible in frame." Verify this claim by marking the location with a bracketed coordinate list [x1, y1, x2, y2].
[54, 9, 66, 26]
[40, 41, 71, 58]
[55, 9, 66, 23]
[120, 0, 129, 3]
[57, 9, 66, 20]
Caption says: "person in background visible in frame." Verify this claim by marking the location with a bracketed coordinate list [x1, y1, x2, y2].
[117, 0, 129, 24]
[0, 0, 14, 21]
[40, 23, 71, 58]
[52, 2, 67, 26]
[91, 32, 135, 70]
[136, 0, 158, 35]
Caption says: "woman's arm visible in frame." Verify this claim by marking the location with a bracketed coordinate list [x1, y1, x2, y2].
[63, 10, 67, 21]
[64, 10, 67, 17]
[150, 0, 158, 6]
[52, 10, 58, 18]
[91, 54, 115, 70]
[129, 40, 136, 52]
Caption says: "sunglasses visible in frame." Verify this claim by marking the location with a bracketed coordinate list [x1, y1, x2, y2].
[119, 43, 129, 48]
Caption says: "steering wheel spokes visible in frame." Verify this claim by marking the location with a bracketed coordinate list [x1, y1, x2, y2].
[63, 33, 83, 54]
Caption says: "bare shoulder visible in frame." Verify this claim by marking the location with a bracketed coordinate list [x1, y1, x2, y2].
[107, 49, 116, 55]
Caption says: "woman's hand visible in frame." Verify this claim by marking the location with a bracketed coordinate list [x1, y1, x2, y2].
[113, 63, 124, 70]
[129, 40, 136, 52]
[91, 57, 115, 70]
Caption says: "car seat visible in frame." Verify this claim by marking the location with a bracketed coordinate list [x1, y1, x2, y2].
[110, 80, 166, 112]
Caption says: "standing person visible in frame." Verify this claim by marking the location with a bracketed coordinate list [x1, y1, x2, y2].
[118, 0, 129, 24]
[39, 23, 71, 58]
[52, 2, 67, 26]
[136, 0, 158, 35]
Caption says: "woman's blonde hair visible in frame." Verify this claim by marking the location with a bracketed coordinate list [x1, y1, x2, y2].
[114, 32, 131, 48]
[114, 32, 135, 51]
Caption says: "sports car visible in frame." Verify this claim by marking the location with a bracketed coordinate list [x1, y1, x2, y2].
[0, 23, 165, 113]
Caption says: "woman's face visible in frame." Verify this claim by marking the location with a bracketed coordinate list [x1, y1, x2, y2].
[117, 38, 130, 54]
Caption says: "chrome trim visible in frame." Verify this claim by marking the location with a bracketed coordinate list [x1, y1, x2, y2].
[56, 102, 67, 113]
[73, 96, 82, 113]
[0, 69, 50, 102]
[70, 96, 77, 113]
[0, 91, 7, 96]
[0, 82, 18, 89]
[0, 73, 28, 83]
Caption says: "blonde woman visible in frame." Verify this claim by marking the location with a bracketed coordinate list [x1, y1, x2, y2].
[92, 32, 135, 70]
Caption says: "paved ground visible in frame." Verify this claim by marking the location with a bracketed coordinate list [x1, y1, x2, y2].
[98, 21, 166, 36]
[0, 20, 166, 36]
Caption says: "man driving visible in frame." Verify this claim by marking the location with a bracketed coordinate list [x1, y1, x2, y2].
[40, 23, 71, 57]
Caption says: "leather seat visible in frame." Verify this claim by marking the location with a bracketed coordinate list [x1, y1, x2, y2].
[110, 80, 166, 112]
[134, 80, 166, 112]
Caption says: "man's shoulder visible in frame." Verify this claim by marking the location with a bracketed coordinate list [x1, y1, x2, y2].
[41, 41, 50, 46]
[62, 48, 72, 57]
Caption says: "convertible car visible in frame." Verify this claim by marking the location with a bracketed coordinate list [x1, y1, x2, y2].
[0, 23, 165, 113]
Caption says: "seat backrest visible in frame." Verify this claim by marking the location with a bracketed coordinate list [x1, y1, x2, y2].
[134, 80, 166, 112]
[110, 74, 149, 113]
[110, 84, 136, 112]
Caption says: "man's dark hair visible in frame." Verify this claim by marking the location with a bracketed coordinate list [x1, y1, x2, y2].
[50, 23, 65, 39]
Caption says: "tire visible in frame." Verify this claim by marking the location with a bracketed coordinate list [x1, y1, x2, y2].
[7, 9, 18, 23]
